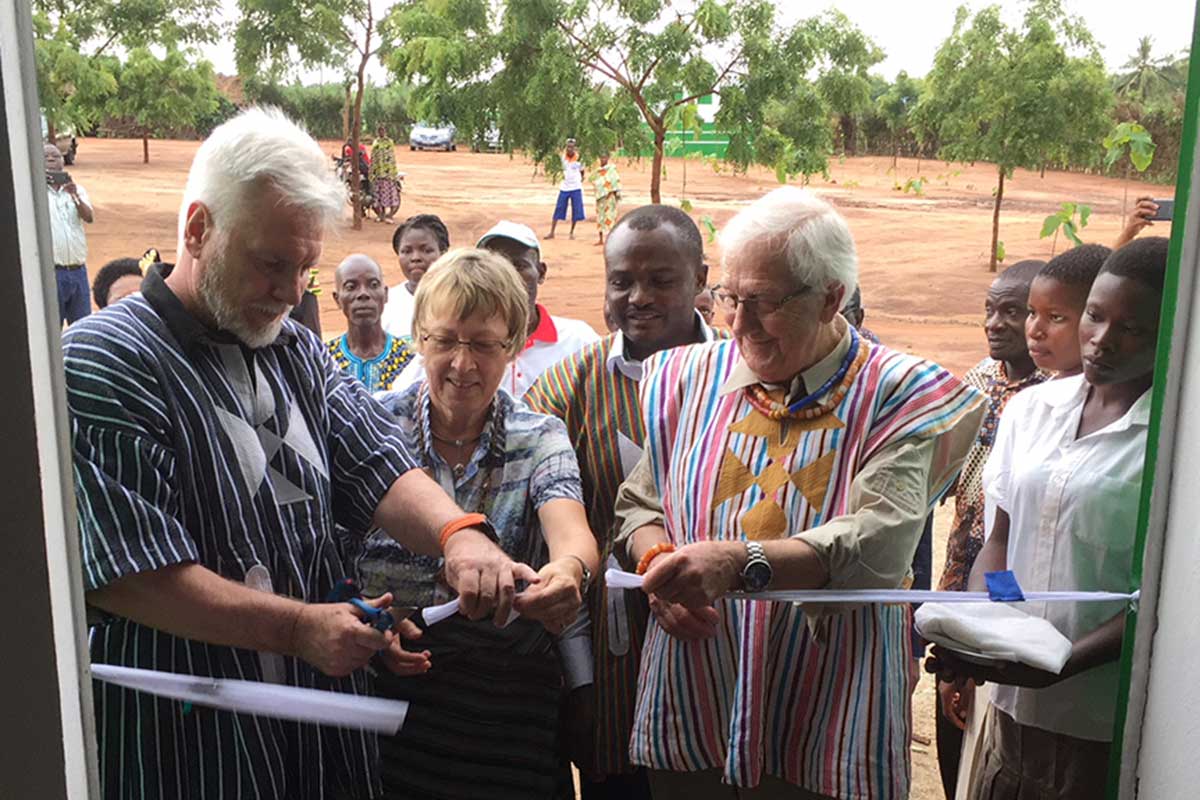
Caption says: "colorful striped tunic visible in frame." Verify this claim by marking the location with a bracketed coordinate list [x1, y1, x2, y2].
[525, 321, 724, 777]
[326, 333, 413, 392]
[631, 337, 983, 798]
[525, 335, 650, 776]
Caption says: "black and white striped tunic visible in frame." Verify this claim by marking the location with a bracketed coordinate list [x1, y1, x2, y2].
[64, 266, 417, 800]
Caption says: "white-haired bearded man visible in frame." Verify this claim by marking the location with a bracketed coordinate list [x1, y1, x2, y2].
[614, 187, 985, 799]
[64, 107, 535, 799]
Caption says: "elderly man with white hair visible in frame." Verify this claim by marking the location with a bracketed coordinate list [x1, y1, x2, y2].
[614, 187, 985, 799]
[63, 107, 536, 799]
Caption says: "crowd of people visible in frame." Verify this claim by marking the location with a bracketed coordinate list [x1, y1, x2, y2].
[55, 106, 1170, 800]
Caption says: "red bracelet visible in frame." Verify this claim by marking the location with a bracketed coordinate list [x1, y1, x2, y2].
[636, 542, 676, 576]
[439, 513, 488, 551]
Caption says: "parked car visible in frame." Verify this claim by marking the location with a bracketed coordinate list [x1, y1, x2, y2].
[40, 114, 78, 165]
[409, 122, 456, 151]
[472, 126, 504, 153]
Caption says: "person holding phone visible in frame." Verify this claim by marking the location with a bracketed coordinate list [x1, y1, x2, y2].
[1114, 195, 1172, 249]
[44, 143, 94, 325]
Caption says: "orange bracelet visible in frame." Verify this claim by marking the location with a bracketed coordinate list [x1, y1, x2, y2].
[636, 542, 676, 575]
[439, 513, 488, 551]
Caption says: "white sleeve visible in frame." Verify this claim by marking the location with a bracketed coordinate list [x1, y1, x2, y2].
[983, 394, 1021, 522]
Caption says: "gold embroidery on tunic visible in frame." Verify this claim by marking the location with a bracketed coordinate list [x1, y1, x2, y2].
[715, 409, 843, 539]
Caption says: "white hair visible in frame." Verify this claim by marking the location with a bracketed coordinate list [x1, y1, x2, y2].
[719, 187, 858, 308]
[177, 106, 344, 252]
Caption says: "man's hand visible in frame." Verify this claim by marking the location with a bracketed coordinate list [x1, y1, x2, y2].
[938, 677, 973, 731]
[648, 594, 720, 641]
[641, 541, 742, 610]
[290, 593, 396, 677]
[926, 645, 1062, 690]
[442, 528, 541, 626]
[378, 618, 431, 676]
[513, 557, 583, 634]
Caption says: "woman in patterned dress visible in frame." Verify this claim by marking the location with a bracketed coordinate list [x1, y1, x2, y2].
[360, 248, 600, 799]
[370, 125, 402, 222]
[591, 153, 622, 245]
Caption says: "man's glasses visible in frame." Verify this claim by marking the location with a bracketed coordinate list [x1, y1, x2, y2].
[421, 334, 511, 357]
[714, 285, 810, 317]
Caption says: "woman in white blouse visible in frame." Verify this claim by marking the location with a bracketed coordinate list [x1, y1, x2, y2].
[934, 236, 1169, 799]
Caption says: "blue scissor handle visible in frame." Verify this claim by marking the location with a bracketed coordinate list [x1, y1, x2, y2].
[347, 596, 395, 633]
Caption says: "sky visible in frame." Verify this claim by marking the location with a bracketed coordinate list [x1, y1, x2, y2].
[202, 0, 1196, 84]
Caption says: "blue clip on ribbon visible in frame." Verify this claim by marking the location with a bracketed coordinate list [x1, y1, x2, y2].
[984, 570, 1026, 602]
[348, 597, 395, 633]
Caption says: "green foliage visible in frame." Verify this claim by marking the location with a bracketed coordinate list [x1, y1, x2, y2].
[699, 215, 718, 243]
[106, 47, 220, 161]
[386, 0, 835, 201]
[902, 177, 924, 196]
[32, 0, 218, 136]
[919, 1, 1112, 269]
[810, 10, 884, 154]
[1103, 121, 1156, 172]
[1114, 36, 1189, 110]
[995, 240, 1006, 263]
[1040, 201, 1091, 250]
[243, 80, 414, 141]
[235, 0, 363, 80]
[921, 3, 1112, 175]
[876, 70, 924, 158]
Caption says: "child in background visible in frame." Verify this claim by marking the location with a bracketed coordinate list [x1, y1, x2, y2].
[1026, 244, 1111, 377]
[547, 138, 585, 240]
[380, 214, 450, 340]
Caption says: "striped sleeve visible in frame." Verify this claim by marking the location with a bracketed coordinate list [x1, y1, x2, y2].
[523, 349, 577, 422]
[321, 341, 418, 533]
[64, 325, 197, 591]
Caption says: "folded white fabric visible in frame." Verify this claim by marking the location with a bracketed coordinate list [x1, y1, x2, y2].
[914, 602, 1073, 674]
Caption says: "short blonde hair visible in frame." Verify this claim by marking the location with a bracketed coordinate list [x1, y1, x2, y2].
[412, 248, 530, 357]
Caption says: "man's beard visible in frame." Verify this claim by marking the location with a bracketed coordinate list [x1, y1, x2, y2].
[198, 243, 292, 349]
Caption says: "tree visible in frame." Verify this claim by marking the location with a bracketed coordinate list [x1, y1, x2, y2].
[876, 71, 923, 169]
[107, 47, 220, 164]
[812, 11, 884, 156]
[237, 0, 397, 229]
[33, 0, 220, 139]
[1114, 36, 1185, 108]
[386, 0, 832, 203]
[919, 2, 1112, 271]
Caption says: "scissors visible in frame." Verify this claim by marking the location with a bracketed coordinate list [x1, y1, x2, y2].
[326, 578, 417, 633]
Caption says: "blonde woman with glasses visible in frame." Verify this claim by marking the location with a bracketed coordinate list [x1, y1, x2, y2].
[358, 247, 600, 799]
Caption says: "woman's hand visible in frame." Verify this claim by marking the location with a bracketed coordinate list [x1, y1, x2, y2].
[513, 557, 584, 634]
[378, 618, 432, 676]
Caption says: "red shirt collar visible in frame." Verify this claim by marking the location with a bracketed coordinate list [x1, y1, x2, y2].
[525, 304, 558, 349]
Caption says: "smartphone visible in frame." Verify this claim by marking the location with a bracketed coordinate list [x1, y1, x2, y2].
[1149, 199, 1174, 222]
[47, 170, 71, 187]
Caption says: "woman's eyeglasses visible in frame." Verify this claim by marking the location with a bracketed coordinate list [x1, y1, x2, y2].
[421, 334, 511, 357]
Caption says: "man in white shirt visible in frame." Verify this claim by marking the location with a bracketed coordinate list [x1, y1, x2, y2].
[44, 144, 95, 324]
[391, 220, 599, 397]
[547, 137, 585, 240]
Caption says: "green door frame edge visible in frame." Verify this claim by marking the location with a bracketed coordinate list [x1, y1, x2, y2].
[1106, 4, 1200, 796]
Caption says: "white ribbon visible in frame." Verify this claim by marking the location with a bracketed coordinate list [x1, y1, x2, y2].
[91, 664, 409, 734]
[421, 597, 522, 627]
[606, 569, 1139, 604]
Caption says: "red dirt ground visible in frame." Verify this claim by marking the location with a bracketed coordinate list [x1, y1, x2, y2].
[68, 138, 1174, 799]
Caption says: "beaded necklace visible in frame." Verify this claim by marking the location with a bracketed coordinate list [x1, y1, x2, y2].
[416, 384, 502, 517]
[745, 327, 868, 420]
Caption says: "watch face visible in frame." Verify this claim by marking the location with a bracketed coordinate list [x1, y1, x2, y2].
[744, 561, 771, 593]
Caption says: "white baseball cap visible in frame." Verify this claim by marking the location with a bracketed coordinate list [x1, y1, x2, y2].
[477, 220, 540, 256]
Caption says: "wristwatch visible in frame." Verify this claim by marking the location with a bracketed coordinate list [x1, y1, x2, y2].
[740, 541, 772, 593]
[566, 554, 593, 593]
